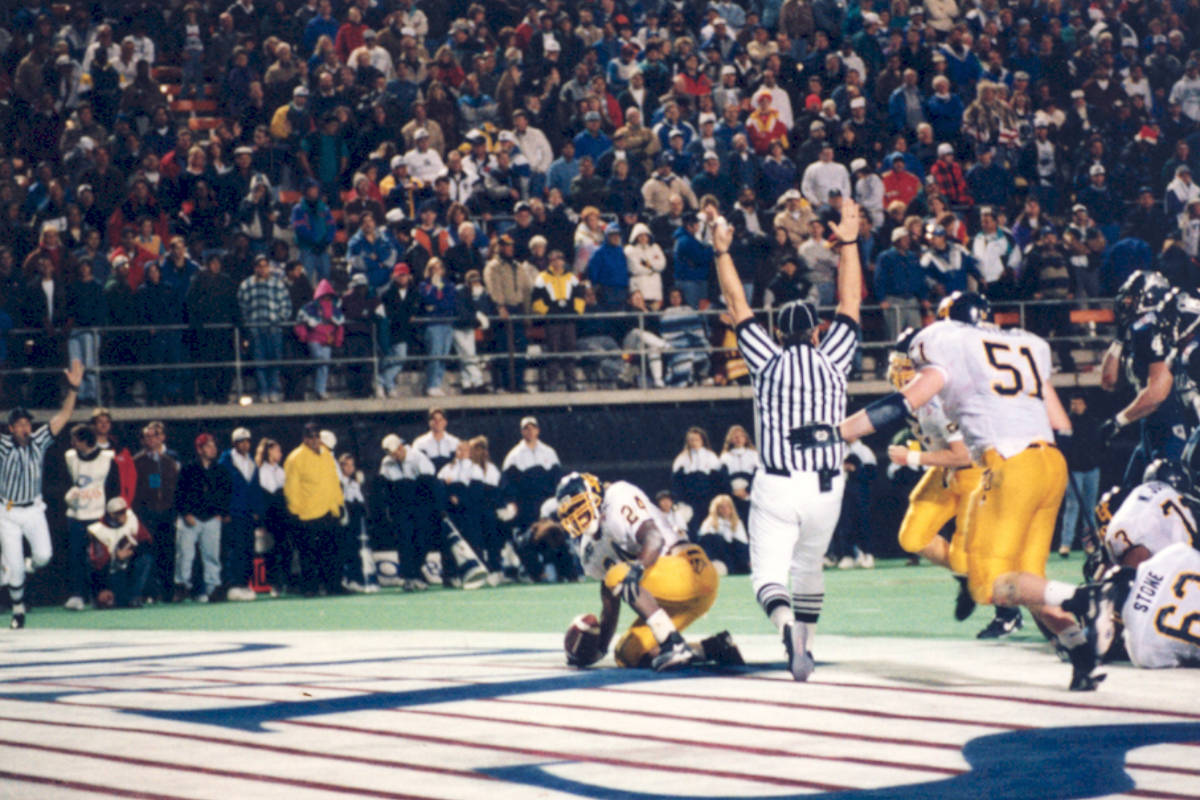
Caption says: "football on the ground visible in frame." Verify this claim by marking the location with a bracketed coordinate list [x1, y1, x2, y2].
[564, 613, 602, 666]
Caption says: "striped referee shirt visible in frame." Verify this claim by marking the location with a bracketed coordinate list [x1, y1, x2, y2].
[0, 425, 54, 503]
[736, 315, 858, 472]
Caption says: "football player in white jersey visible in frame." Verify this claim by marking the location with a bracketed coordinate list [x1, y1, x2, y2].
[840, 293, 1108, 690]
[1110, 542, 1200, 668]
[555, 472, 742, 671]
[886, 326, 1024, 637]
[1103, 459, 1197, 568]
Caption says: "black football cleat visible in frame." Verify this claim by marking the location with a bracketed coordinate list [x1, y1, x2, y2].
[10, 613, 25, 630]
[954, 576, 976, 621]
[651, 631, 695, 672]
[701, 631, 745, 666]
[1067, 641, 1106, 692]
[977, 607, 1023, 639]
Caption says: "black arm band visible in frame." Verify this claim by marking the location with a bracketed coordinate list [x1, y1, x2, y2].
[864, 392, 913, 438]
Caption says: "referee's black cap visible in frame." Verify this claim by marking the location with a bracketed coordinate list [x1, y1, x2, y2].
[7, 407, 32, 426]
[777, 300, 819, 339]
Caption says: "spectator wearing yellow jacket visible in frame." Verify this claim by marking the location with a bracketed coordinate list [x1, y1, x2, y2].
[531, 250, 586, 391]
[283, 422, 344, 596]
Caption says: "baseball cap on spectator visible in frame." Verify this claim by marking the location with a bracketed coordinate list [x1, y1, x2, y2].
[931, 52, 945, 63]
[850, 97, 866, 109]
[111, 254, 130, 268]
[778, 189, 802, 204]
[703, 151, 719, 162]
[293, 85, 309, 97]
[584, 111, 602, 122]
[1041, 224, 1058, 236]
[668, 128, 685, 139]
[390, 155, 408, 170]
[863, 12, 881, 25]
[891, 227, 909, 243]
[530, 235, 547, 250]
[810, 120, 825, 131]
[929, 225, 947, 238]
[1178, 165, 1193, 176]
[414, 128, 430, 139]
[827, 188, 842, 199]
[614, 14, 630, 26]
[1139, 186, 1155, 195]
[106, 496, 128, 516]
[465, 129, 485, 143]
[1136, 126, 1158, 143]
[1013, 71, 1030, 81]
[937, 143, 954, 156]
[699, 112, 716, 126]
[392, 262, 411, 277]
[520, 416, 539, 429]
[231, 427, 251, 443]
[1072, 203, 1088, 213]
[320, 430, 337, 451]
[656, 152, 673, 167]
[1034, 119, 1050, 129]
[605, 221, 621, 235]
[382, 434, 403, 452]
[721, 65, 736, 76]
[363, 28, 376, 39]
[1153, 35, 1168, 45]
[195, 433, 215, 449]
[1089, 164, 1106, 176]
[514, 201, 531, 214]
[850, 158, 868, 173]
[350, 273, 368, 288]
[498, 130, 516, 144]
[77, 184, 92, 194]
[400, 26, 416, 37]
[385, 208, 406, 224]
[1070, 89, 1085, 99]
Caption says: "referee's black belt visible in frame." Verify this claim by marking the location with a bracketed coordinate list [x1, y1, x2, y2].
[3, 500, 33, 508]
[787, 423, 840, 449]
[764, 465, 841, 493]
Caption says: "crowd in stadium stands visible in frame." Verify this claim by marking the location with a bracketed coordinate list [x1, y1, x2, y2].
[2, 0, 1199, 405]
[70, 407, 806, 607]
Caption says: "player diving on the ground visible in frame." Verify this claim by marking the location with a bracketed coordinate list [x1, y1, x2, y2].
[553, 471, 743, 671]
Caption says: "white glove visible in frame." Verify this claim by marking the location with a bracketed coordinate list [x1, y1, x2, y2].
[497, 502, 518, 522]
[476, 311, 490, 331]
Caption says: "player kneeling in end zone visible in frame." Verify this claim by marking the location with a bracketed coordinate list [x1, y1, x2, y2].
[554, 472, 743, 671]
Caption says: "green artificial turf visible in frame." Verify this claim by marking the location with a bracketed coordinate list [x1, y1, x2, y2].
[18, 556, 1088, 643]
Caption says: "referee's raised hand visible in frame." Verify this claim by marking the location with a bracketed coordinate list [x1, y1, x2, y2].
[49, 359, 84, 437]
[712, 217, 752, 324]
[64, 359, 84, 390]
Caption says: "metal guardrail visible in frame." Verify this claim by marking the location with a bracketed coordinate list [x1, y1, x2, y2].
[0, 297, 1115, 405]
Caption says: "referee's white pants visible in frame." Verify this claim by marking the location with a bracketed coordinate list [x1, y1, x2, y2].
[749, 472, 844, 598]
[0, 500, 53, 589]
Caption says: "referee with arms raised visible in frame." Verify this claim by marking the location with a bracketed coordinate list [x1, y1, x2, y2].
[1, 360, 84, 628]
[712, 203, 863, 681]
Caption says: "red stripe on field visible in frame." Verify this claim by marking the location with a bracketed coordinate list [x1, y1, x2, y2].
[391, 705, 963, 776]
[284, 719, 852, 792]
[0, 768, 193, 800]
[0, 737, 442, 800]
[0, 714, 498, 784]
[7, 678, 853, 791]
[487, 696, 965, 750]
[1126, 762, 1200, 777]
[599, 686, 1029, 730]
[795, 679, 1200, 721]
[1129, 790, 1200, 799]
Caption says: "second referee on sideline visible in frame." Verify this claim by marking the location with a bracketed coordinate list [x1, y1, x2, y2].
[712, 202, 864, 682]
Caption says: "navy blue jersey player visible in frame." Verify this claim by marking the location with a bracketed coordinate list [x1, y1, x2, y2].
[1099, 271, 1189, 488]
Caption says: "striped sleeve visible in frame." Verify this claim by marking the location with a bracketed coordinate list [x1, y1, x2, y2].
[818, 314, 859, 376]
[0, 434, 11, 459]
[29, 426, 53, 460]
[735, 319, 781, 374]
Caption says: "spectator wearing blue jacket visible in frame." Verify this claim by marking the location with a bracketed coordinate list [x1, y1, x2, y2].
[573, 111, 613, 163]
[546, 140, 580, 199]
[874, 228, 928, 342]
[920, 226, 981, 295]
[672, 212, 714, 309]
[346, 215, 399, 290]
[290, 180, 335, 281]
[419, 258, 458, 397]
[925, 77, 965, 146]
[587, 222, 630, 311]
[218, 427, 263, 600]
